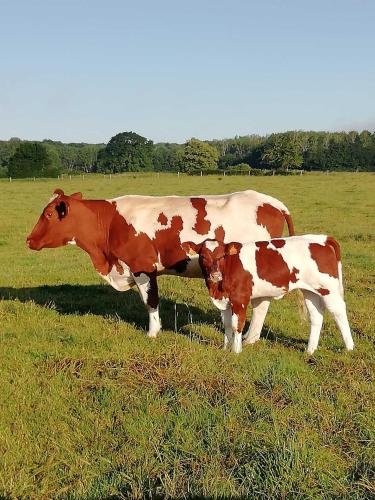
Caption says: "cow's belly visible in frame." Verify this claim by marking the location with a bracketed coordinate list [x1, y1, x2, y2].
[101, 260, 136, 291]
[159, 255, 203, 279]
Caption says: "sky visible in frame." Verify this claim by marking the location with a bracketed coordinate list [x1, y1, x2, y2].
[1, 0, 374, 144]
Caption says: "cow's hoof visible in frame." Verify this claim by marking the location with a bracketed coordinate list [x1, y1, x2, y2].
[147, 331, 159, 339]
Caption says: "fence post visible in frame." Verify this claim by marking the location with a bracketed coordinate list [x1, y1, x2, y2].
[69, 175, 72, 181]
[178, 171, 180, 177]
[109, 173, 112, 180]
[9, 177, 11, 182]
[200, 171, 203, 177]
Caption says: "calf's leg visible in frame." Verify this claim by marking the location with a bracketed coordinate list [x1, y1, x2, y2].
[242, 298, 271, 345]
[133, 271, 161, 338]
[322, 293, 354, 351]
[302, 290, 324, 354]
[231, 307, 247, 354]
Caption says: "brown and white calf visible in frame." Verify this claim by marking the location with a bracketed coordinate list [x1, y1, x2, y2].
[197, 235, 354, 354]
[27, 189, 295, 337]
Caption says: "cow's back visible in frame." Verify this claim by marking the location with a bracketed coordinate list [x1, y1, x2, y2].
[111, 190, 290, 244]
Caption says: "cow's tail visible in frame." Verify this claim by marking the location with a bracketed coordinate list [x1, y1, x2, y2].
[283, 211, 295, 236]
[326, 236, 344, 298]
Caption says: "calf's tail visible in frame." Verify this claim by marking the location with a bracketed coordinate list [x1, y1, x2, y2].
[326, 236, 344, 298]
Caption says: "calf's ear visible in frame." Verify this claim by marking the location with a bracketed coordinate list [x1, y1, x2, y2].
[70, 192, 82, 200]
[56, 200, 69, 220]
[227, 244, 239, 255]
[54, 188, 64, 196]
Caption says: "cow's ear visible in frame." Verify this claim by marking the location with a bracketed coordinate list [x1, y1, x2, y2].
[54, 188, 64, 196]
[70, 192, 82, 200]
[55, 200, 69, 220]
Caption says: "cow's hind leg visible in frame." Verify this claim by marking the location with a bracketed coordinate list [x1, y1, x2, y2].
[221, 308, 233, 349]
[302, 290, 324, 354]
[133, 271, 161, 338]
[322, 293, 354, 351]
[242, 298, 271, 345]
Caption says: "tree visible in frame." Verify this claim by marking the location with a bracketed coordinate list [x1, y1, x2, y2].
[262, 133, 303, 170]
[8, 142, 61, 178]
[180, 138, 219, 173]
[95, 132, 153, 173]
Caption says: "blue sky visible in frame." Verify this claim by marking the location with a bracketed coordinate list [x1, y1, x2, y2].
[1, 0, 374, 143]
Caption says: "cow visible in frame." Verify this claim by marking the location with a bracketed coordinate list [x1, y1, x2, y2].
[196, 236, 354, 354]
[26, 188, 295, 338]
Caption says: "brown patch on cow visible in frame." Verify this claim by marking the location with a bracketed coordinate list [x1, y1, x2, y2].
[309, 242, 339, 278]
[271, 239, 286, 248]
[256, 203, 285, 238]
[157, 212, 168, 225]
[318, 288, 330, 296]
[154, 215, 188, 270]
[255, 241, 269, 249]
[290, 267, 299, 283]
[256, 245, 293, 289]
[182, 241, 201, 256]
[191, 198, 211, 235]
[114, 260, 124, 275]
[214, 225, 225, 242]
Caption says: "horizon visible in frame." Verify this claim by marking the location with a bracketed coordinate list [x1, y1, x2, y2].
[1, 126, 374, 147]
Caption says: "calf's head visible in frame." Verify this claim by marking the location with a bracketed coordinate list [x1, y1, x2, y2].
[199, 240, 226, 282]
[27, 189, 82, 250]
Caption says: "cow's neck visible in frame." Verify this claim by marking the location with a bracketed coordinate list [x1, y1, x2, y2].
[73, 200, 117, 275]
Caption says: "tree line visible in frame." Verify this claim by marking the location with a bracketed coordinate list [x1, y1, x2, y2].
[1, 129, 374, 178]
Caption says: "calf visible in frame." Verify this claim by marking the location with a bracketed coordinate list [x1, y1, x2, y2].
[196, 235, 354, 354]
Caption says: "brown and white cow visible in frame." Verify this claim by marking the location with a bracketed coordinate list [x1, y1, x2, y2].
[197, 236, 354, 354]
[27, 188, 295, 337]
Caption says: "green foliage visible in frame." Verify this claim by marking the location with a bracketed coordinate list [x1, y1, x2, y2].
[7, 142, 61, 178]
[152, 143, 182, 172]
[227, 162, 251, 171]
[180, 138, 219, 173]
[95, 132, 154, 173]
[262, 133, 303, 170]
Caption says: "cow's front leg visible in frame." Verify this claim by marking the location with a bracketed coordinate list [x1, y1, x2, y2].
[221, 308, 233, 349]
[132, 270, 161, 338]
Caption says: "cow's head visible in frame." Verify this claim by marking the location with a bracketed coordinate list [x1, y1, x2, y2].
[27, 189, 83, 250]
[199, 239, 226, 283]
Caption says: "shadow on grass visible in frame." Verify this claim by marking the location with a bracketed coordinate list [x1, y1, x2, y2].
[260, 325, 307, 352]
[0, 285, 307, 351]
[0, 284, 217, 336]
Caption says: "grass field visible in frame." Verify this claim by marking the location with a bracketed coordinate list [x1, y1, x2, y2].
[0, 172, 374, 498]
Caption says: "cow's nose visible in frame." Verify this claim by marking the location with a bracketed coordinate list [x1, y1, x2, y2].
[26, 237, 33, 248]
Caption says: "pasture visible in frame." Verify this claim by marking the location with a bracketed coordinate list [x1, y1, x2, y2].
[0, 173, 374, 498]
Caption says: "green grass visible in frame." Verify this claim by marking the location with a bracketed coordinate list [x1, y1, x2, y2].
[0, 172, 374, 498]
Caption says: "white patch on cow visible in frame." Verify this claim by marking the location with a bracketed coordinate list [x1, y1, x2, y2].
[205, 240, 219, 252]
[67, 238, 76, 245]
[211, 297, 229, 311]
[209, 271, 223, 283]
[101, 260, 135, 292]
